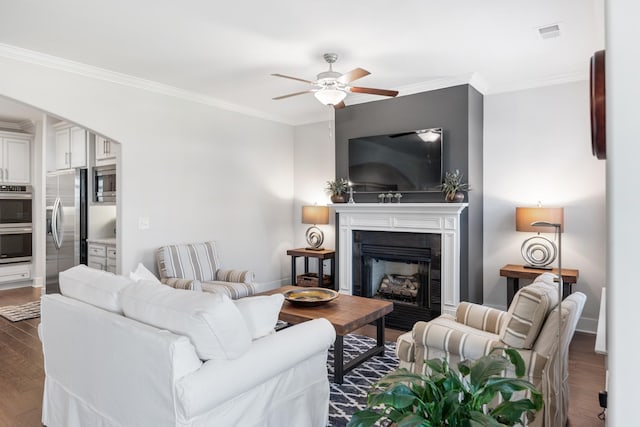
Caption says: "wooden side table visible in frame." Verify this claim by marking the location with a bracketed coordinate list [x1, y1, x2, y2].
[286, 248, 335, 288]
[499, 264, 579, 306]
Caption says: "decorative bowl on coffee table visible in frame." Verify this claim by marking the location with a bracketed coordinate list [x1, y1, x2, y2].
[283, 288, 339, 307]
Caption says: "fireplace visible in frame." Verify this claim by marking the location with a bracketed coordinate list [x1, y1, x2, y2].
[352, 230, 441, 330]
[333, 203, 468, 323]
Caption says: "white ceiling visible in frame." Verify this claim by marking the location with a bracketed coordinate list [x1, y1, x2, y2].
[0, 0, 605, 125]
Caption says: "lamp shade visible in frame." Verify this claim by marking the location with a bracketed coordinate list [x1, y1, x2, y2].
[302, 205, 329, 225]
[515, 207, 564, 233]
[314, 88, 347, 105]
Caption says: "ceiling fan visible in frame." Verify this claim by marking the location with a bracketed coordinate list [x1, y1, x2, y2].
[271, 53, 399, 109]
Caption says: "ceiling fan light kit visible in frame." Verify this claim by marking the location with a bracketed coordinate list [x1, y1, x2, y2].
[272, 53, 398, 108]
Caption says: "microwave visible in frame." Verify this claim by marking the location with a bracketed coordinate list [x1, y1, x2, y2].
[94, 165, 116, 203]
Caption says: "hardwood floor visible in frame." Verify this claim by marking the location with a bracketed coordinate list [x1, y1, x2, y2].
[1, 287, 605, 427]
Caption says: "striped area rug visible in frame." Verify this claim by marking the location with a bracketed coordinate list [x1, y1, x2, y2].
[0, 300, 40, 322]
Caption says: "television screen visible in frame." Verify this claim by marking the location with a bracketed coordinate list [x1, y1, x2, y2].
[348, 128, 443, 193]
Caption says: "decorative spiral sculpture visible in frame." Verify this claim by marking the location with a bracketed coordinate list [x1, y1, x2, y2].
[521, 235, 557, 268]
[305, 226, 325, 249]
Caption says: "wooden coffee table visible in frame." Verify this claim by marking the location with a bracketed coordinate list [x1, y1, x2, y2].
[261, 286, 393, 384]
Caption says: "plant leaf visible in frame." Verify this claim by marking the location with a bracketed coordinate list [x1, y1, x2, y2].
[467, 355, 509, 388]
[368, 384, 417, 410]
[502, 348, 526, 377]
[347, 409, 383, 427]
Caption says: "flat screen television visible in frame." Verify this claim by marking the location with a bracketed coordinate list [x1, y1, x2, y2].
[348, 127, 443, 193]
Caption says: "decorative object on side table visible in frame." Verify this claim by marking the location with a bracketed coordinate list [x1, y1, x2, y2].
[348, 348, 543, 427]
[301, 205, 330, 250]
[515, 205, 564, 268]
[326, 177, 349, 203]
[439, 169, 469, 202]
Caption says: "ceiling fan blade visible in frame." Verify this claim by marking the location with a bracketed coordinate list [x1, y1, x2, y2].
[272, 90, 313, 100]
[333, 101, 346, 109]
[349, 86, 399, 97]
[271, 73, 314, 84]
[337, 67, 370, 84]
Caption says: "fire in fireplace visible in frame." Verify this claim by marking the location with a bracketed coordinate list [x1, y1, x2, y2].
[352, 231, 441, 330]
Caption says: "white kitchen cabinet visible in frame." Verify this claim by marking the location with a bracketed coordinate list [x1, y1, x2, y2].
[95, 135, 117, 165]
[87, 241, 116, 273]
[55, 125, 87, 170]
[0, 132, 31, 184]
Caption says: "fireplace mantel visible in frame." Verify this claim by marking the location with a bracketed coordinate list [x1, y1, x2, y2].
[333, 203, 468, 316]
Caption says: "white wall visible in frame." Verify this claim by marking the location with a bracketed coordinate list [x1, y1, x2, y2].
[0, 56, 295, 286]
[484, 81, 606, 332]
[292, 120, 336, 279]
[607, 0, 640, 422]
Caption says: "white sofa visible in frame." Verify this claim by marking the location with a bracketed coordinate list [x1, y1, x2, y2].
[39, 265, 336, 427]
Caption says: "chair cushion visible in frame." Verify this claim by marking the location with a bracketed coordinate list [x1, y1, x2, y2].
[501, 275, 559, 349]
[233, 294, 284, 340]
[201, 281, 255, 299]
[59, 265, 133, 314]
[120, 281, 251, 360]
[156, 241, 221, 282]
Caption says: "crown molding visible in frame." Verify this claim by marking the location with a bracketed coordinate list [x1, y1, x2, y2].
[0, 43, 293, 125]
[487, 70, 588, 95]
[0, 120, 22, 130]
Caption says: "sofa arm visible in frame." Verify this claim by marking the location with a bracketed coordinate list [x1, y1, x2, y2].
[456, 302, 509, 334]
[175, 318, 335, 419]
[412, 316, 501, 360]
[161, 278, 202, 291]
[215, 269, 255, 284]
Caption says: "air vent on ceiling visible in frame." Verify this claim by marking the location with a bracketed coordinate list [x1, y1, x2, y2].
[537, 24, 561, 40]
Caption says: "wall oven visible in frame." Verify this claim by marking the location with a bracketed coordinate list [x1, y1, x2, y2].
[0, 185, 33, 264]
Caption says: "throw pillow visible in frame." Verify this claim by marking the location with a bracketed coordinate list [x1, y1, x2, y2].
[120, 281, 252, 360]
[233, 294, 284, 340]
[59, 264, 133, 314]
[129, 262, 161, 284]
[500, 278, 559, 349]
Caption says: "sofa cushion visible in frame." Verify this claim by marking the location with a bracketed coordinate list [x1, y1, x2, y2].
[501, 275, 559, 349]
[59, 265, 133, 314]
[233, 294, 284, 340]
[129, 262, 161, 284]
[120, 281, 251, 360]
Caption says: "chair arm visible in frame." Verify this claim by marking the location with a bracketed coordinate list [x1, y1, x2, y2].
[396, 331, 415, 363]
[456, 302, 509, 334]
[215, 269, 255, 284]
[161, 278, 202, 291]
[412, 316, 501, 360]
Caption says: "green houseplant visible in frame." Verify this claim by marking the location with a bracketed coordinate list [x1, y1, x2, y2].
[326, 177, 349, 203]
[439, 169, 470, 202]
[348, 348, 543, 427]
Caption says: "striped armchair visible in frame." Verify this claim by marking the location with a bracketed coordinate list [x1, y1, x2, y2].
[156, 241, 257, 299]
[396, 273, 586, 427]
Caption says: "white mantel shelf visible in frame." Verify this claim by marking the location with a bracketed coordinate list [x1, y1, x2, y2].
[332, 202, 468, 316]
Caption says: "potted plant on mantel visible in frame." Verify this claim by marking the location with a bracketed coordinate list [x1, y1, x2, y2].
[326, 178, 349, 203]
[348, 348, 543, 427]
[439, 169, 470, 202]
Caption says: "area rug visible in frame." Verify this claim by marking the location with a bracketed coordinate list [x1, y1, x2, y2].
[0, 300, 40, 322]
[328, 334, 398, 427]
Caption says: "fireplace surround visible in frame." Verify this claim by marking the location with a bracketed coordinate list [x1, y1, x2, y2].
[333, 203, 468, 320]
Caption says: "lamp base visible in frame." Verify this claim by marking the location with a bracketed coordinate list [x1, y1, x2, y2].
[305, 246, 325, 251]
[523, 264, 553, 270]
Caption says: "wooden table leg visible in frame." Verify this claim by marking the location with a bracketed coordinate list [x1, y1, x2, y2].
[376, 316, 385, 357]
[334, 335, 344, 384]
[290, 256, 297, 286]
[318, 258, 324, 287]
[507, 277, 519, 306]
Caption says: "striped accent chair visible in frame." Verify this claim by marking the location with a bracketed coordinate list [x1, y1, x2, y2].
[396, 273, 586, 427]
[156, 241, 257, 299]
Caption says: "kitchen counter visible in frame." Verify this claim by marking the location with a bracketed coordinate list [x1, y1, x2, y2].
[87, 237, 116, 245]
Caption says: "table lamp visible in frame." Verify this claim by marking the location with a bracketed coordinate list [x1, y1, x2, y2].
[302, 205, 330, 250]
[515, 206, 564, 269]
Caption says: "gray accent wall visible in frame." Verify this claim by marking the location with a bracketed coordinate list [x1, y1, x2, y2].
[335, 84, 483, 304]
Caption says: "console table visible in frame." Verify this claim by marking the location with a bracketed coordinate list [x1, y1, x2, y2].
[286, 248, 335, 288]
[499, 264, 579, 306]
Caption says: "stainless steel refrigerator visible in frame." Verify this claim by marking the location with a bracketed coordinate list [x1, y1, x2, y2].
[46, 169, 87, 294]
